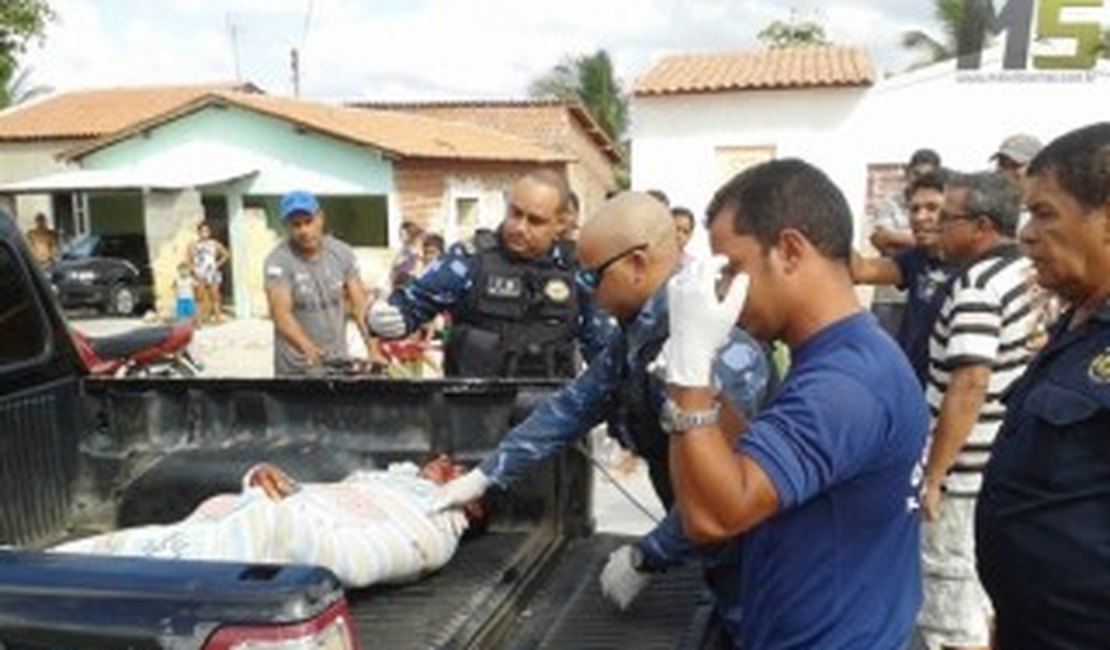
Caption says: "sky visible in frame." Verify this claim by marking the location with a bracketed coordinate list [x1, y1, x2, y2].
[20, 0, 938, 102]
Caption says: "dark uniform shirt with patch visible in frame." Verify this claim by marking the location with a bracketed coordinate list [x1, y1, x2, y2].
[387, 229, 614, 377]
[976, 304, 1110, 650]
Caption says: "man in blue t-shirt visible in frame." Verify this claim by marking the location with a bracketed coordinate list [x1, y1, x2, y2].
[852, 171, 955, 385]
[663, 159, 929, 649]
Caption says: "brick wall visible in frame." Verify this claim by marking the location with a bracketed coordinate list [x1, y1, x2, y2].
[394, 160, 566, 242]
[379, 104, 617, 224]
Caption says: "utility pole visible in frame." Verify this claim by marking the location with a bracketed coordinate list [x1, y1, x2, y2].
[227, 16, 241, 82]
[291, 48, 300, 97]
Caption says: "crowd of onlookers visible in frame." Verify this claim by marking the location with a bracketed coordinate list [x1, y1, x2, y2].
[19, 120, 1109, 649]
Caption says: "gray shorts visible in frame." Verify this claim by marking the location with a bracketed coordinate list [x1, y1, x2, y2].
[917, 493, 993, 649]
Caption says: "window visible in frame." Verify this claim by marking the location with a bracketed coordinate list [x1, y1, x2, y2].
[715, 145, 775, 186]
[320, 196, 388, 247]
[0, 243, 49, 367]
[455, 197, 480, 241]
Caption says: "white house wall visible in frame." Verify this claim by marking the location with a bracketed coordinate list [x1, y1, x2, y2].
[853, 62, 1110, 176]
[0, 139, 86, 228]
[631, 86, 869, 254]
[631, 57, 1110, 255]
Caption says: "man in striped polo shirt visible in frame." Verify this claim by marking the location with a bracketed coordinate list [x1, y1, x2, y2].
[917, 172, 1038, 650]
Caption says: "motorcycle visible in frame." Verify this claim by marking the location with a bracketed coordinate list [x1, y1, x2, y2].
[71, 320, 203, 378]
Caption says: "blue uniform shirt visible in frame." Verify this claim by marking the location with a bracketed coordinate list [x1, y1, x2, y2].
[388, 238, 615, 363]
[893, 247, 955, 386]
[737, 313, 927, 650]
[479, 287, 772, 569]
[976, 304, 1110, 650]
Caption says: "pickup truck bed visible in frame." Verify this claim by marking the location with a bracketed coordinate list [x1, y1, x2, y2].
[71, 378, 718, 649]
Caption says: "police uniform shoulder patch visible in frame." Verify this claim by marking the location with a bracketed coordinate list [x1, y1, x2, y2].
[544, 278, 571, 303]
[1089, 347, 1110, 384]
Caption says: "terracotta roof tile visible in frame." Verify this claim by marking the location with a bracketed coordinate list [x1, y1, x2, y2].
[65, 91, 569, 164]
[357, 99, 622, 163]
[634, 46, 875, 96]
[0, 82, 260, 141]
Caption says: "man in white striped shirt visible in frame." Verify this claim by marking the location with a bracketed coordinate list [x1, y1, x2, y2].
[916, 172, 1038, 650]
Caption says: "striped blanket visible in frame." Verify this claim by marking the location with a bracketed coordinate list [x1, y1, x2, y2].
[53, 464, 468, 588]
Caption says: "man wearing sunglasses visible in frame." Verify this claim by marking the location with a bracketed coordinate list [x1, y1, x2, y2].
[918, 172, 1037, 650]
[435, 192, 773, 643]
[366, 169, 612, 379]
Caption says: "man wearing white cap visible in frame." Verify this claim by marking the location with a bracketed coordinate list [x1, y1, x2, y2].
[991, 134, 1042, 189]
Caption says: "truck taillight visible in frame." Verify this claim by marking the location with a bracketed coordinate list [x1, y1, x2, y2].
[203, 598, 359, 650]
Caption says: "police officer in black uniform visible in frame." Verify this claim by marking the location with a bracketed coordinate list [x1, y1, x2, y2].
[367, 169, 613, 378]
[976, 122, 1110, 650]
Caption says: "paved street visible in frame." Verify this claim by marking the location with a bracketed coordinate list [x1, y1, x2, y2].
[70, 314, 665, 537]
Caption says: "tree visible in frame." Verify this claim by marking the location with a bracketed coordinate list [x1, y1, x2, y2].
[0, 0, 55, 108]
[757, 13, 830, 48]
[901, 0, 994, 68]
[1, 63, 51, 108]
[528, 50, 627, 145]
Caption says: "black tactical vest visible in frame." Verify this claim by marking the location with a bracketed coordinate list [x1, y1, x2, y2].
[446, 230, 580, 379]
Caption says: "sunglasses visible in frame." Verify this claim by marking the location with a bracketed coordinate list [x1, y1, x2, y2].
[576, 243, 649, 291]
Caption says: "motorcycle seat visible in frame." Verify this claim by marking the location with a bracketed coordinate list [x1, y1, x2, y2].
[88, 324, 176, 360]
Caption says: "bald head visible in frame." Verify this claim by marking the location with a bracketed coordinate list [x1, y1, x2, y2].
[580, 192, 677, 258]
[578, 192, 682, 320]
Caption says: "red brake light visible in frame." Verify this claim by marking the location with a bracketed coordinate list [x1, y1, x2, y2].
[203, 597, 359, 650]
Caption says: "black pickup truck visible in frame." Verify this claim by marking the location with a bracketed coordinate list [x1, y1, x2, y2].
[0, 209, 719, 649]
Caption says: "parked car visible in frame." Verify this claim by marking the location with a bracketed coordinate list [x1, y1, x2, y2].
[51, 233, 153, 316]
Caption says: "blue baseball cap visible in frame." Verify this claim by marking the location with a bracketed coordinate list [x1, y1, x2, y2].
[280, 190, 320, 220]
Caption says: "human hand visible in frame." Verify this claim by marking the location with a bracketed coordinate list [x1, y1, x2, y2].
[662, 255, 749, 387]
[922, 480, 943, 521]
[247, 463, 298, 501]
[432, 468, 492, 512]
[367, 300, 407, 339]
[599, 545, 651, 611]
[302, 345, 325, 367]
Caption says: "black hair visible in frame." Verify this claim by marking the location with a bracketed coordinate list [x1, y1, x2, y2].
[423, 233, 445, 251]
[946, 171, 1022, 237]
[646, 189, 670, 207]
[670, 206, 695, 225]
[1027, 122, 1110, 213]
[907, 169, 948, 196]
[908, 148, 941, 169]
[706, 158, 853, 260]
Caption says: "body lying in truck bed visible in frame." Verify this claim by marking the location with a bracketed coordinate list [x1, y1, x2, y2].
[54, 458, 478, 588]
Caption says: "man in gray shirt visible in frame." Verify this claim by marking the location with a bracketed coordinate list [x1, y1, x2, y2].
[264, 190, 372, 376]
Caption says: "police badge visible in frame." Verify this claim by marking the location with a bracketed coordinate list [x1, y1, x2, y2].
[1089, 347, 1110, 384]
[543, 278, 571, 303]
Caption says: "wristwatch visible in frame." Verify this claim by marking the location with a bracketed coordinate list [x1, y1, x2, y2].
[660, 397, 720, 434]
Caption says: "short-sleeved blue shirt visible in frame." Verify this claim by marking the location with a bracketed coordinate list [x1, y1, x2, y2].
[738, 313, 928, 650]
[893, 247, 954, 386]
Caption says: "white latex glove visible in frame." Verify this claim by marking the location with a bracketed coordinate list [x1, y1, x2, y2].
[599, 545, 651, 611]
[663, 255, 749, 387]
[367, 300, 407, 339]
[433, 468, 492, 512]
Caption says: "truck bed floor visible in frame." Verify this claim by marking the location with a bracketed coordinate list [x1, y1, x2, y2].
[347, 531, 535, 649]
[500, 533, 722, 650]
